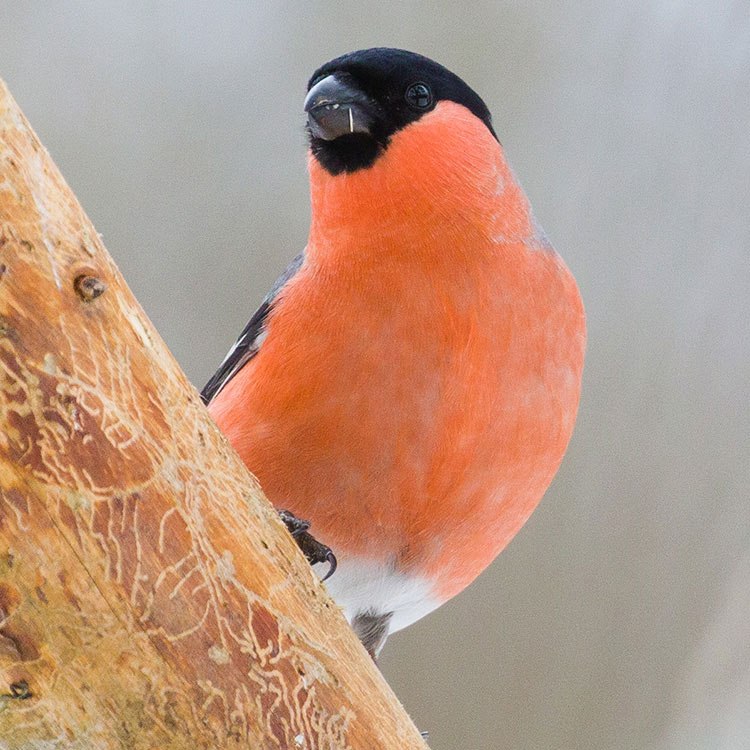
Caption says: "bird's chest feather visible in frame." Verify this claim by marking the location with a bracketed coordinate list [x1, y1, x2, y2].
[213, 238, 584, 597]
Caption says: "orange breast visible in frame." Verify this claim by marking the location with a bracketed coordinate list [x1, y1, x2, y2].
[209, 102, 585, 601]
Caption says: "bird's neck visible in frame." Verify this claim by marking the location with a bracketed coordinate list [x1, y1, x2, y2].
[306, 100, 548, 266]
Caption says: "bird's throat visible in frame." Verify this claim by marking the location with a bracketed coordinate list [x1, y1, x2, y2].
[306, 100, 545, 266]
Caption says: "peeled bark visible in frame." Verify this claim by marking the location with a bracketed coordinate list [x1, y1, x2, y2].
[0, 78, 427, 749]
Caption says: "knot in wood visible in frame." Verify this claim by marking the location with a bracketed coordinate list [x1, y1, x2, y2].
[74, 274, 107, 301]
[9, 681, 32, 699]
[1, 680, 32, 703]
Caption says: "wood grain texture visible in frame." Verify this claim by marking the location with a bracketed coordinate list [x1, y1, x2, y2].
[0, 78, 427, 750]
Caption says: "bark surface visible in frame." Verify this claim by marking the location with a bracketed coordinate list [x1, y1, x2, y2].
[0, 78, 427, 749]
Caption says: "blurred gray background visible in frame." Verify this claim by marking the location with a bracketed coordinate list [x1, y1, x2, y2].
[2, 2, 748, 748]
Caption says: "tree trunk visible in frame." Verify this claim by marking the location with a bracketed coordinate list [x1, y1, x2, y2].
[0, 79, 427, 749]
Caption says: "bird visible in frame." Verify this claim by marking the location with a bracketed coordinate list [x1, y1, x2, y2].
[201, 48, 586, 659]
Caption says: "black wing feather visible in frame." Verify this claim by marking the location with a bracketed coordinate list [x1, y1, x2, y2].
[200, 253, 304, 405]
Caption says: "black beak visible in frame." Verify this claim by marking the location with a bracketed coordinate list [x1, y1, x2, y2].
[304, 74, 375, 141]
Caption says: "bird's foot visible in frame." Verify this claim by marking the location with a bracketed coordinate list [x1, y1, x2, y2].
[277, 509, 337, 581]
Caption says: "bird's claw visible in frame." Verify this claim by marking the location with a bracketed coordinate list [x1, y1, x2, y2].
[321, 549, 337, 581]
[277, 509, 311, 537]
[277, 509, 337, 581]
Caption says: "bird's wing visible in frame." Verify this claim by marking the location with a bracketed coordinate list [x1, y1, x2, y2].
[200, 252, 304, 405]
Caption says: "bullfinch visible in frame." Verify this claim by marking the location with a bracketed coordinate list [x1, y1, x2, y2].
[202, 48, 586, 658]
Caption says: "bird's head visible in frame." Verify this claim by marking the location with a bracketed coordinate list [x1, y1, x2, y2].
[303, 48, 540, 257]
[304, 47, 497, 176]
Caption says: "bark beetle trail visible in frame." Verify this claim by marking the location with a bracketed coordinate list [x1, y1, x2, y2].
[0, 78, 428, 749]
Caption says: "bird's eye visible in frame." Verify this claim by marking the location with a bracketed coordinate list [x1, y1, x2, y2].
[405, 82, 433, 109]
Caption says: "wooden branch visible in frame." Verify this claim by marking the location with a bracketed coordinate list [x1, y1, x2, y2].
[0, 79, 427, 749]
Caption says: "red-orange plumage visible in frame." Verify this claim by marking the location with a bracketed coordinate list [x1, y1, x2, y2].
[209, 100, 585, 604]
